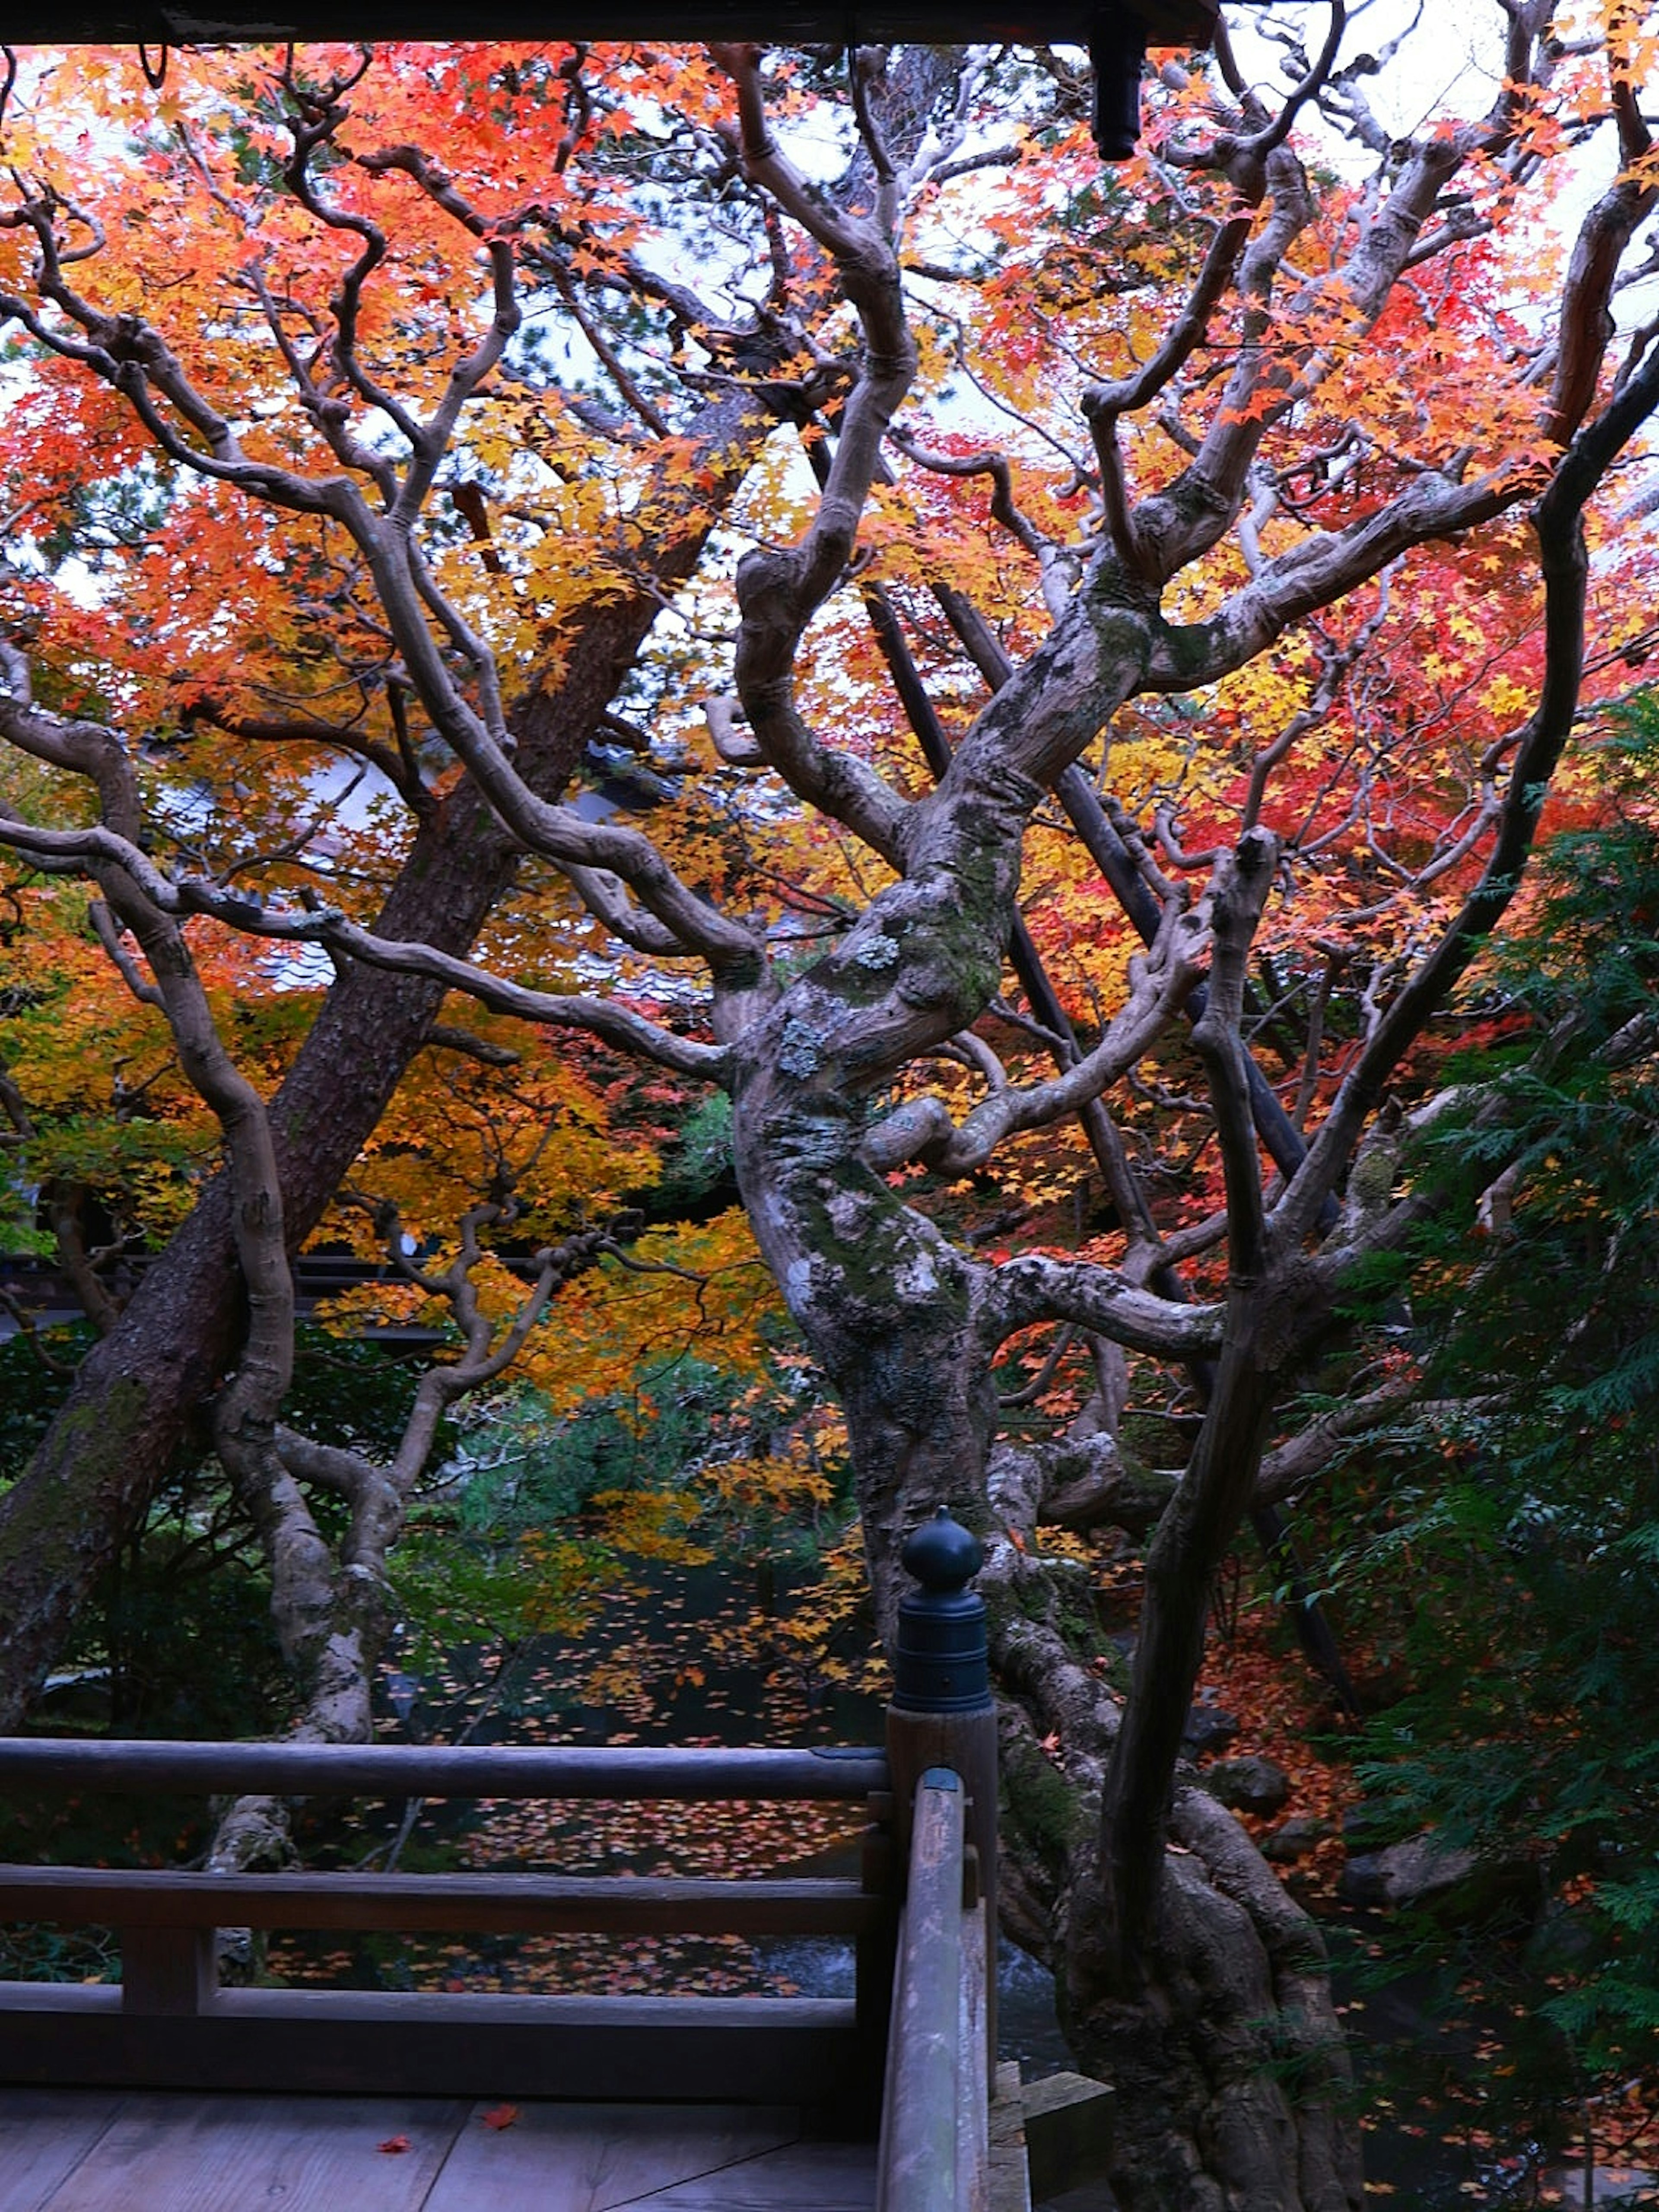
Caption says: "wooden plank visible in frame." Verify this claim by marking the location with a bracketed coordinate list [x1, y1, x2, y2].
[630, 2139, 879, 2209]
[25, 2092, 464, 2212]
[0, 1866, 883, 1939]
[0, 1738, 886, 1804]
[0, 1985, 864, 2108]
[1019, 2071, 1115, 2202]
[853, 1824, 898, 2130]
[885, 1702, 998, 2062]
[877, 1770, 963, 2212]
[0, 2088, 126, 2212]
[957, 1897, 988, 2212]
[988, 2062, 1033, 2212]
[424, 2100, 802, 2212]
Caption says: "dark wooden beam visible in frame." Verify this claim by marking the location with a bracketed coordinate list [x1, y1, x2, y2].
[0, 1735, 888, 1801]
[0, 1, 1221, 53]
[0, 1984, 867, 2105]
[0, 1863, 887, 1938]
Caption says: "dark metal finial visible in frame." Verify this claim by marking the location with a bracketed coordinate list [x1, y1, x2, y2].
[892, 1508, 991, 1715]
[900, 1506, 983, 1595]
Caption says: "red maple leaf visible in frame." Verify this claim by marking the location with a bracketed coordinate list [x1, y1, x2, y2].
[482, 2103, 521, 2131]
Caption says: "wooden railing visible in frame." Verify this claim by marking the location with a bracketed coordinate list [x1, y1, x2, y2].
[875, 1766, 989, 2212]
[0, 1512, 1014, 2200]
[866, 1511, 1003, 2211]
[0, 1735, 893, 2115]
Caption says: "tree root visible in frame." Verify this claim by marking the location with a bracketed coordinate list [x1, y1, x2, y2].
[1057, 1786, 1362, 2212]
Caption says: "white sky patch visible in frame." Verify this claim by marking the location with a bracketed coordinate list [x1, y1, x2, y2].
[1225, 1, 1503, 140]
[1220, 0, 1646, 307]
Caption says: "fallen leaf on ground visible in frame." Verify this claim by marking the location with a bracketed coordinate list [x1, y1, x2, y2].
[482, 2103, 520, 2131]
[377, 2135, 412, 2155]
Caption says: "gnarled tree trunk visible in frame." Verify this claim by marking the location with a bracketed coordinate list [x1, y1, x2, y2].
[0, 388, 766, 1729]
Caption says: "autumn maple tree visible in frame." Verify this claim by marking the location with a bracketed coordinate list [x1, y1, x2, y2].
[0, 13, 1657, 2205]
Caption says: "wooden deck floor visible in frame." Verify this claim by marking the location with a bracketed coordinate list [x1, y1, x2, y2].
[0, 2087, 878, 2211]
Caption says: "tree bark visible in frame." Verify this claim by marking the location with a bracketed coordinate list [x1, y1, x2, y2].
[0, 390, 764, 1728]
[1063, 1784, 1362, 2212]
[983, 1440, 1361, 2212]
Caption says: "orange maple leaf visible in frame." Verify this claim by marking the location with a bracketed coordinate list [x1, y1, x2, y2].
[482, 2103, 521, 2131]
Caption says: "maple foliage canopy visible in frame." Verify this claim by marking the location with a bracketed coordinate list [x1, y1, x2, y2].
[0, 14, 1658, 2206]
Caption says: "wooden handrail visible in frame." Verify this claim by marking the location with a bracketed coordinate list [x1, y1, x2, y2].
[0, 1865, 885, 1937]
[875, 1767, 988, 2212]
[0, 1733, 898, 2110]
[0, 1735, 886, 1800]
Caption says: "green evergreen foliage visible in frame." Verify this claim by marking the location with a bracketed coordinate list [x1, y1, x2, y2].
[283, 1324, 455, 1462]
[0, 1322, 96, 1484]
[651, 1093, 735, 1215]
[0, 1320, 428, 1729]
[1339, 698, 1659, 2112]
[0, 1319, 438, 1490]
[437, 1360, 736, 1538]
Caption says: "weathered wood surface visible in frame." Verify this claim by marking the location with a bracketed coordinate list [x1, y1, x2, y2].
[0, 1737, 886, 1802]
[876, 1767, 968, 2212]
[957, 1896, 989, 2212]
[611, 2142, 883, 2209]
[0, 1864, 883, 1937]
[419, 2099, 801, 2211]
[988, 2061, 1033, 2212]
[885, 1694, 999, 2064]
[0, 1735, 893, 2120]
[0, 2087, 126, 2210]
[1019, 2072, 1116, 2204]
[115, 1923, 215, 2016]
[0, 1985, 864, 2104]
[0, 2088, 876, 2211]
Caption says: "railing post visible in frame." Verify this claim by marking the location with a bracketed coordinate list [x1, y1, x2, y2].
[856, 1792, 899, 2128]
[119, 1926, 216, 2015]
[884, 1508, 998, 2072]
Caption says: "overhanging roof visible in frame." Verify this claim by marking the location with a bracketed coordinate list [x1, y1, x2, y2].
[0, 0, 1264, 160]
[0, 0, 1220, 48]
